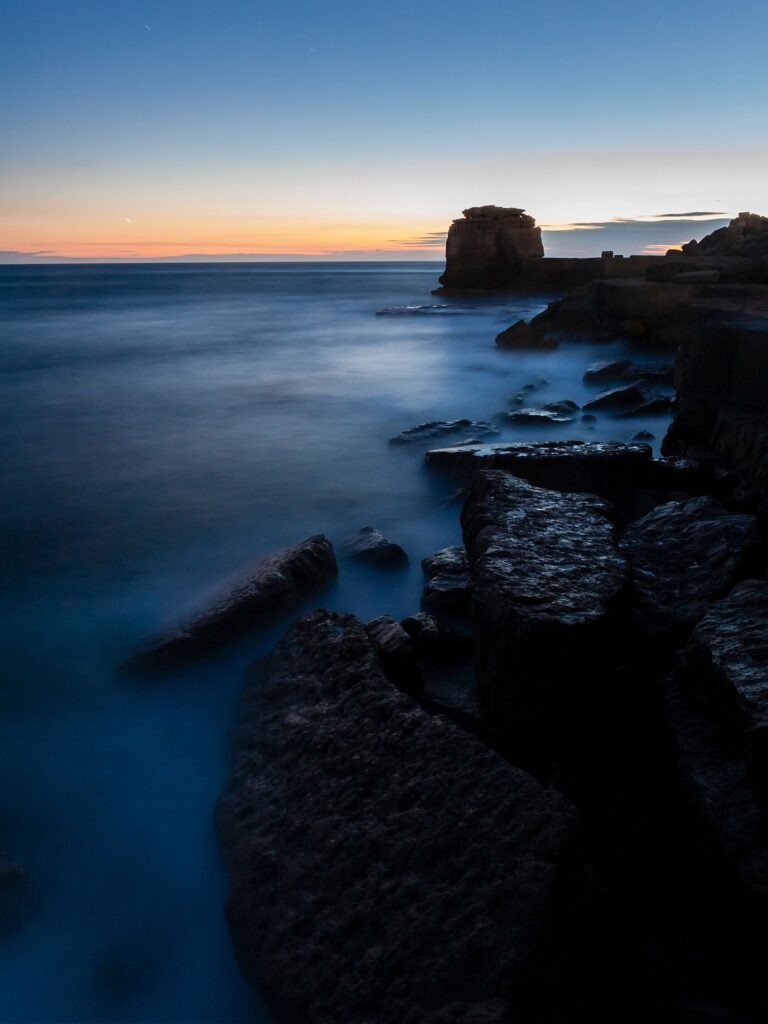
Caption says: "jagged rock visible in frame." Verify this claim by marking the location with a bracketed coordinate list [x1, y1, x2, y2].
[344, 526, 408, 568]
[618, 395, 673, 417]
[421, 546, 471, 611]
[126, 535, 337, 669]
[438, 206, 544, 291]
[583, 358, 633, 383]
[583, 383, 650, 411]
[683, 580, 768, 797]
[425, 439, 652, 511]
[681, 212, 768, 258]
[619, 498, 761, 643]
[366, 614, 422, 695]
[218, 609, 587, 1024]
[529, 287, 603, 333]
[662, 670, 768, 907]
[495, 320, 559, 350]
[400, 612, 469, 661]
[462, 472, 627, 770]
[632, 430, 655, 441]
[389, 419, 498, 446]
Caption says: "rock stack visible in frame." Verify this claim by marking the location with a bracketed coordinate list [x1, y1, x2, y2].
[438, 205, 544, 290]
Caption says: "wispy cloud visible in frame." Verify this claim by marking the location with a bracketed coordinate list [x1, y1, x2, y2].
[389, 231, 447, 248]
[0, 249, 52, 257]
[656, 211, 726, 218]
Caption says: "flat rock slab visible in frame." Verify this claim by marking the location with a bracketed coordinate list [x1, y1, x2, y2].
[126, 535, 337, 670]
[461, 472, 627, 768]
[343, 526, 408, 568]
[421, 546, 471, 610]
[684, 580, 768, 794]
[426, 440, 652, 511]
[619, 498, 761, 642]
[388, 419, 498, 446]
[218, 610, 584, 1024]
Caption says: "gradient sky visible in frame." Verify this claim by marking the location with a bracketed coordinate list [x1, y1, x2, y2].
[2, 0, 767, 261]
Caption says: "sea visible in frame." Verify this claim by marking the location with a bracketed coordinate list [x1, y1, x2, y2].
[0, 262, 673, 1022]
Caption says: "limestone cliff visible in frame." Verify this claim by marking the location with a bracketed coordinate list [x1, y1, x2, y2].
[438, 205, 544, 290]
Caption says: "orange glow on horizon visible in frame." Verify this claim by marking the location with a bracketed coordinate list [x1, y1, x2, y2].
[1, 212, 447, 259]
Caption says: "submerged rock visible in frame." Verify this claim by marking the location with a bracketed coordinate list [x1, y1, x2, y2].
[388, 419, 498, 446]
[0, 865, 35, 940]
[126, 535, 337, 670]
[583, 383, 650, 411]
[583, 358, 633, 383]
[462, 472, 628, 771]
[343, 526, 408, 568]
[421, 546, 471, 611]
[503, 406, 575, 425]
[619, 498, 761, 643]
[218, 609, 586, 1024]
[683, 580, 768, 797]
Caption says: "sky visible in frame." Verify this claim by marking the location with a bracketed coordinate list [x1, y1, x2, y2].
[2, 0, 767, 262]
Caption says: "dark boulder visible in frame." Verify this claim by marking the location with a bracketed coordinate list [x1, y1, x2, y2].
[583, 358, 633, 383]
[503, 406, 575, 425]
[389, 419, 498, 446]
[425, 439, 652, 512]
[462, 472, 628, 771]
[218, 609, 587, 1024]
[583, 382, 650, 411]
[619, 498, 761, 643]
[400, 611, 470, 662]
[495, 320, 558, 350]
[683, 580, 768, 799]
[618, 395, 673, 417]
[421, 546, 471, 611]
[344, 526, 408, 568]
[126, 535, 337, 670]
[365, 614, 422, 695]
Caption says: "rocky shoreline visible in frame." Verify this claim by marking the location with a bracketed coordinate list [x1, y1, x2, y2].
[128, 211, 768, 1021]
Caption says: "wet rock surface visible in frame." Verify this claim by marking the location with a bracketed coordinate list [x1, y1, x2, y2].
[365, 614, 422, 695]
[343, 526, 408, 568]
[619, 498, 761, 643]
[421, 546, 471, 611]
[426, 439, 652, 510]
[462, 471, 628, 770]
[683, 580, 768, 795]
[218, 609, 588, 1024]
[389, 419, 498, 446]
[126, 534, 337, 669]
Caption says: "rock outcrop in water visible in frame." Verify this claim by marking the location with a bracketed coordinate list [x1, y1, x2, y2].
[218, 610, 591, 1024]
[438, 206, 544, 291]
[126, 535, 337, 669]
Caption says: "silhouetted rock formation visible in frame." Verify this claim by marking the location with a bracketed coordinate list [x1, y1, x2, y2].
[343, 526, 408, 567]
[680, 212, 768, 258]
[218, 609, 591, 1024]
[438, 206, 543, 290]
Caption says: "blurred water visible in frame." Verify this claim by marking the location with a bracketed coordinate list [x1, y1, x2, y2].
[0, 262, 671, 1022]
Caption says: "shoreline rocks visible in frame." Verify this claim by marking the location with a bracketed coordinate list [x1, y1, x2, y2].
[343, 526, 408, 568]
[218, 609, 590, 1024]
[462, 471, 628, 772]
[126, 535, 337, 670]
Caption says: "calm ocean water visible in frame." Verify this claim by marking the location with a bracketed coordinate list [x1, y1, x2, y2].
[0, 262, 672, 1022]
